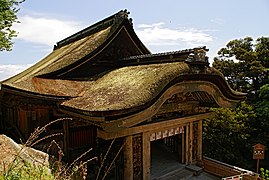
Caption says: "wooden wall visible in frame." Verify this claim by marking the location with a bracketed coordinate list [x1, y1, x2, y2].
[69, 126, 96, 148]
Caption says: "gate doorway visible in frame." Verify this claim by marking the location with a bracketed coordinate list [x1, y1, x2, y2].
[150, 136, 185, 179]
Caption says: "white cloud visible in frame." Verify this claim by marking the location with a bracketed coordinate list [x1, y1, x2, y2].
[210, 18, 225, 25]
[13, 15, 83, 46]
[135, 22, 213, 47]
[0, 64, 32, 81]
[137, 22, 165, 28]
[2, 20, 214, 81]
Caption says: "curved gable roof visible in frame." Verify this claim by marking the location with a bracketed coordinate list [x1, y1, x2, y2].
[2, 10, 150, 88]
[0, 10, 246, 129]
[59, 60, 245, 118]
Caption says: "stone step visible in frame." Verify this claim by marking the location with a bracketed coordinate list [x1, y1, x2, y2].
[186, 164, 204, 176]
[153, 168, 193, 180]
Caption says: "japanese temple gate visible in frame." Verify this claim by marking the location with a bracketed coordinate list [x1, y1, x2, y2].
[98, 113, 208, 179]
[0, 10, 245, 179]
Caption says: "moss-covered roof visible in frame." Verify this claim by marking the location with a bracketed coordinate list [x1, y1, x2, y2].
[0, 10, 245, 120]
[60, 62, 190, 111]
[2, 10, 149, 94]
[3, 26, 112, 86]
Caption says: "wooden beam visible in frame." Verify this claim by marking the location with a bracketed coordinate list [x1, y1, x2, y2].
[97, 112, 214, 140]
[142, 132, 150, 180]
[124, 135, 133, 180]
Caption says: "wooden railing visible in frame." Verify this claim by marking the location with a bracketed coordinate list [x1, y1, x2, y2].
[203, 156, 257, 180]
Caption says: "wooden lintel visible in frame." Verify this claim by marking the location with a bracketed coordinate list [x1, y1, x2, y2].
[97, 112, 214, 140]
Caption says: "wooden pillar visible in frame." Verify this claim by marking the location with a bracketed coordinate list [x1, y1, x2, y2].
[142, 132, 150, 180]
[197, 120, 203, 161]
[181, 132, 185, 163]
[124, 135, 133, 180]
[63, 119, 69, 161]
[185, 125, 189, 165]
[189, 121, 193, 164]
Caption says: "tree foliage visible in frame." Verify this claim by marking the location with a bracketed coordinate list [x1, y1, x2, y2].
[205, 36, 269, 171]
[0, 0, 24, 51]
[203, 101, 256, 169]
[213, 37, 269, 94]
[256, 84, 269, 118]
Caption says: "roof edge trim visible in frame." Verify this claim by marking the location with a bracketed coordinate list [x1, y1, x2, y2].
[54, 9, 132, 50]
[1, 85, 70, 101]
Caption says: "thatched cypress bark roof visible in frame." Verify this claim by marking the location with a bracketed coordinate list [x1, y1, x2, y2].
[0, 10, 245, 121]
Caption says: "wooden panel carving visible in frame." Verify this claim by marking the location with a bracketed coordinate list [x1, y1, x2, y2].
[157, 92, 195, 115]
[156, 91, 216, 116]
[150, 127, 184, 141]
[132, 134, 142, 179]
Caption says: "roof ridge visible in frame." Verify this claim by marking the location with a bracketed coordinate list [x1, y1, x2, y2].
[120, 46, 208, 61]
[54, 9, 131, 50]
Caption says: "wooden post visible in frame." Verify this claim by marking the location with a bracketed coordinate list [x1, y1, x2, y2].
[256, 159, 260, 174]
[189, 122, 193, 164]
[124, 135, 133, 180]
[185, 125, 189, 165]
[197, 120, 203, 161]
[142, 132, 151, 180]
[181, 132, 185, 163]
[63, 119, 69, 161]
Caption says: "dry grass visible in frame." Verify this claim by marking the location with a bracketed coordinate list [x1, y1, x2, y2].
[0, 118, 96, 180]
[0, 118, 125, 180]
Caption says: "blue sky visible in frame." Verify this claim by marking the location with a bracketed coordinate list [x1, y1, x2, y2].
[0, 0, 268, 80]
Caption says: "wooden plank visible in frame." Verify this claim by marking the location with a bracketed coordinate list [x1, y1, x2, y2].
[124, 135, 133, 180]
[97, 112, 214, 140]
[142, 132, 150, 180]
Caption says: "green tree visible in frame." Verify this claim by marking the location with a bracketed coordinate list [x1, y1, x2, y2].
[206, 36, 269, 171]
[203, 101, 256, 169]
[253, 84, 269, 143]
[250, 84, 269, 169]
[256, 84, 269, 118]
[213, 37, 269, 94]
[0, 0, 24, 51]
